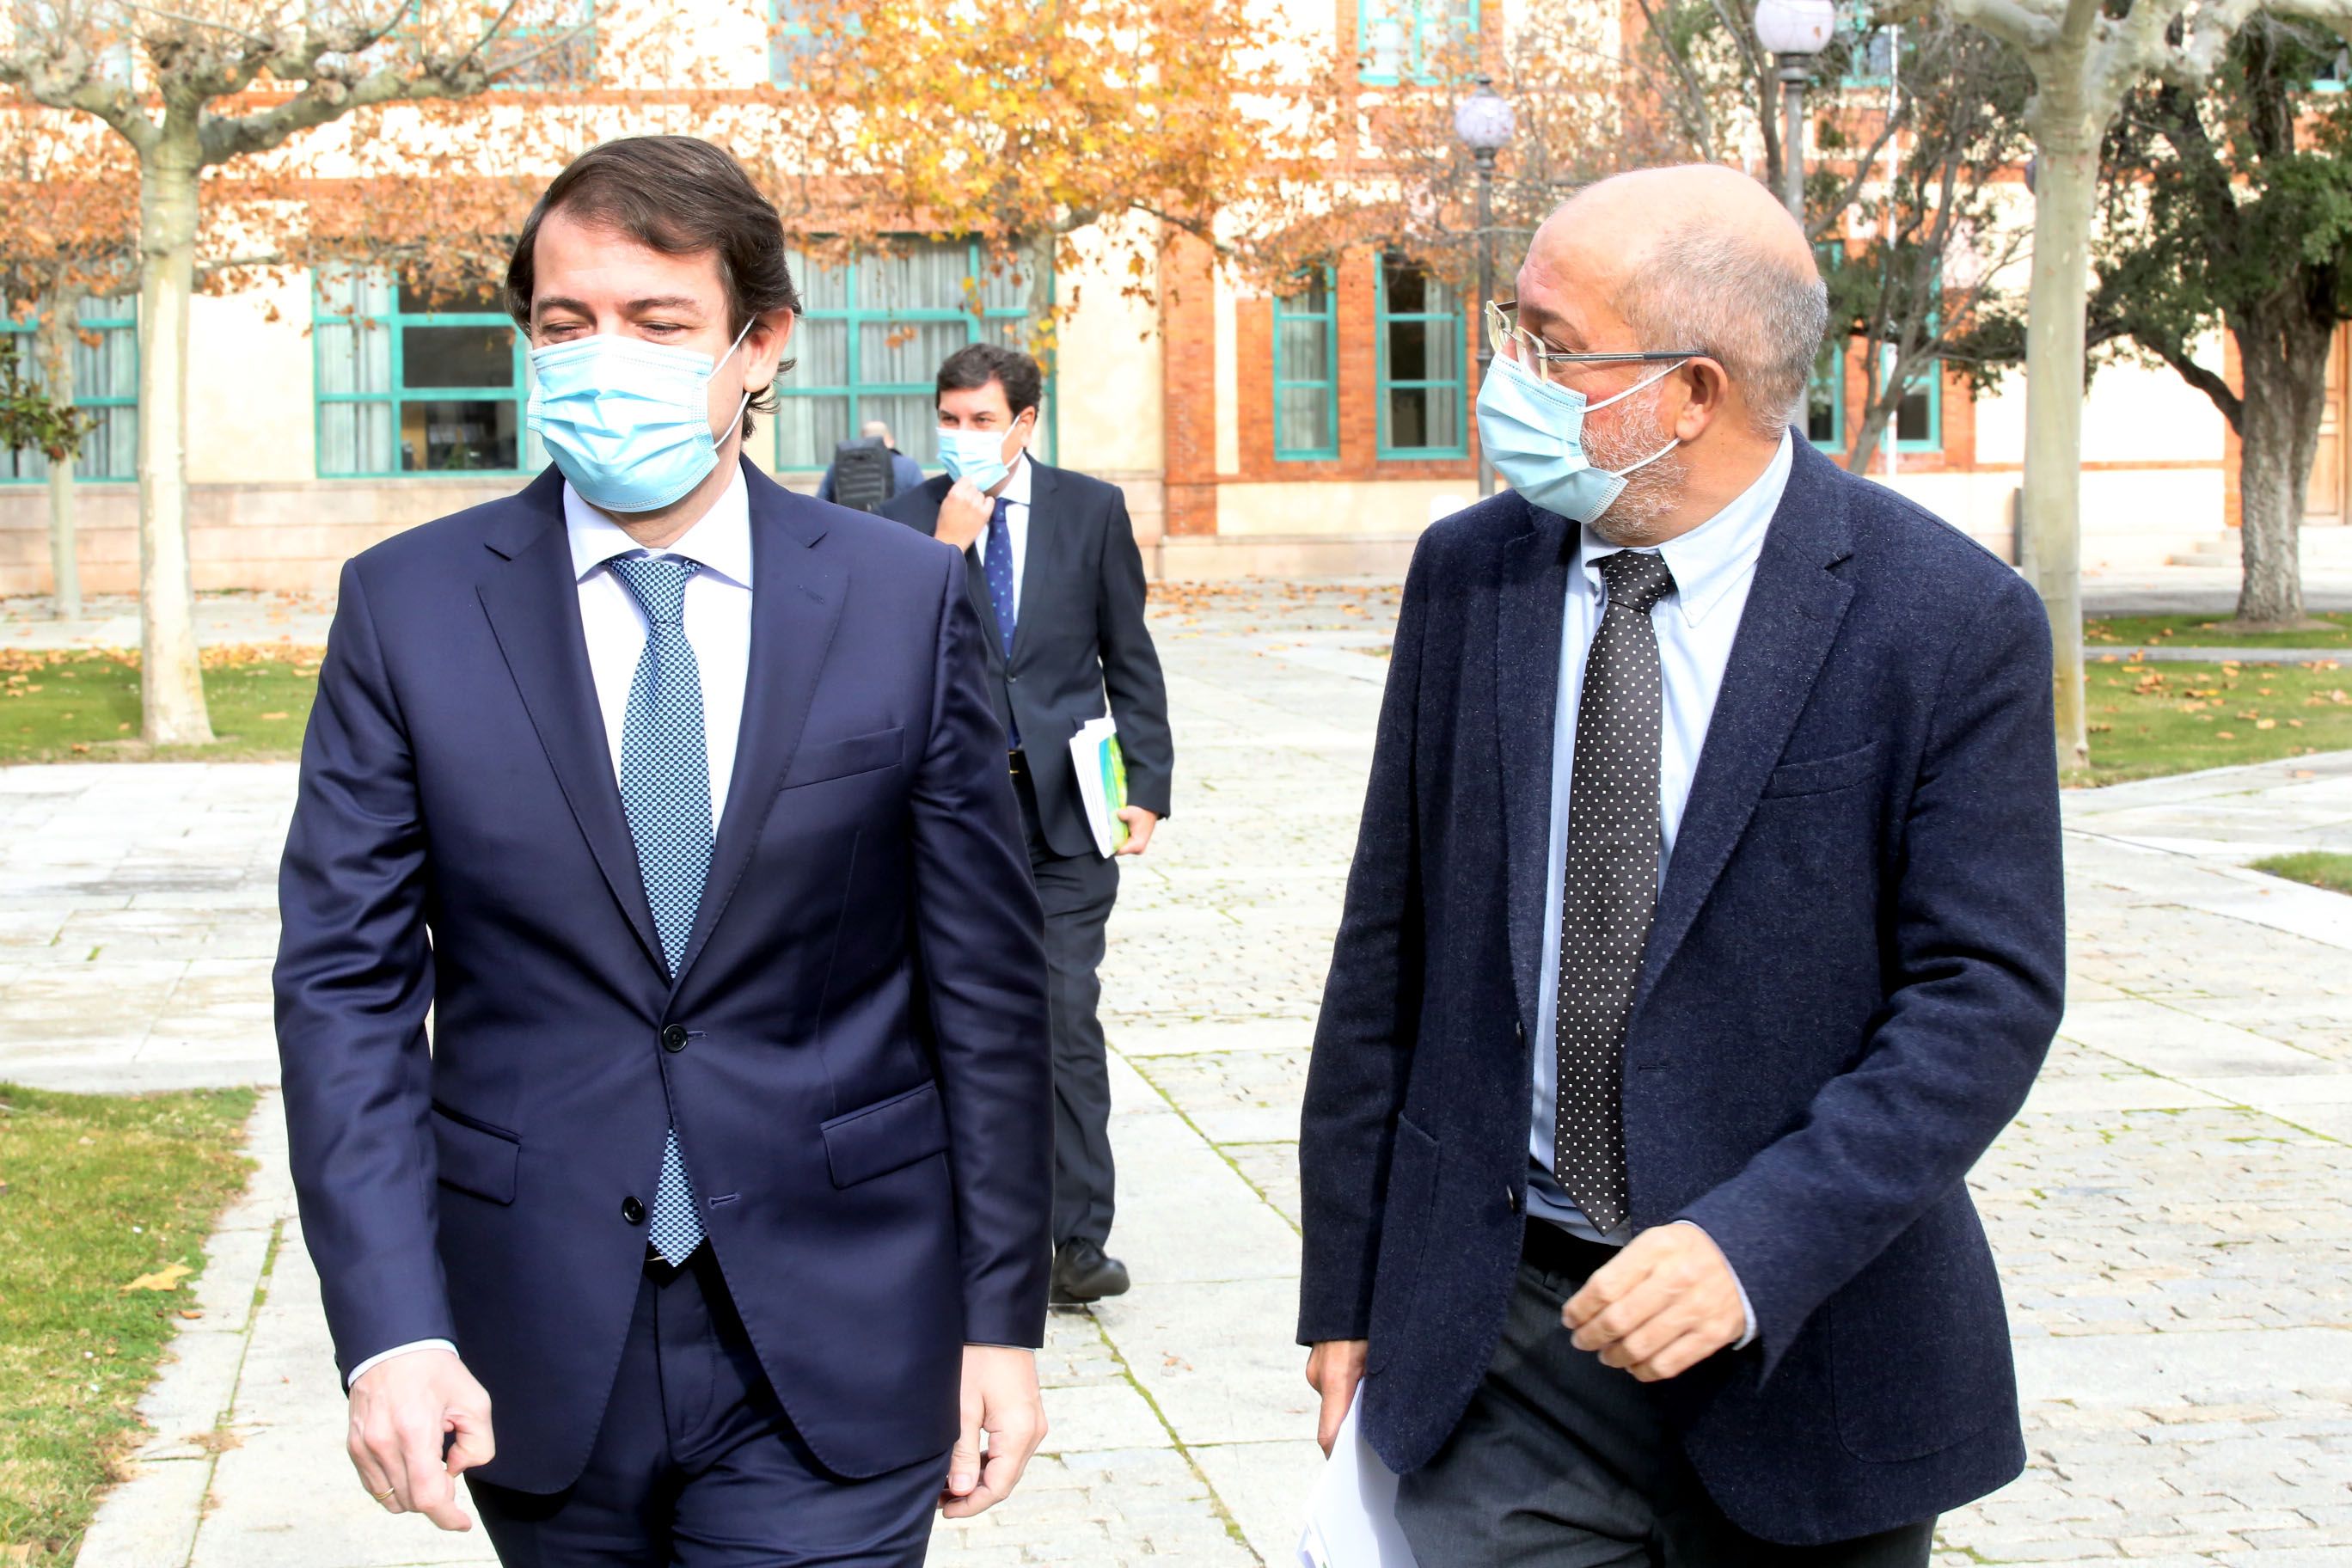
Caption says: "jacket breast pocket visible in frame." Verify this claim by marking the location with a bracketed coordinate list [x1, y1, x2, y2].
[820, 1080, 952, 1188]
[432, 1104, 519, 1204]
[1760, 740, 1880, 799]
[783, 726, 905, 791]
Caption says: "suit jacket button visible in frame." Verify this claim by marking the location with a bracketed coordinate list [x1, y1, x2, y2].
[621, 1196, 646, 1225]
[1507, 1185, 1522, 1215]
[660, 1025, 689, 1053]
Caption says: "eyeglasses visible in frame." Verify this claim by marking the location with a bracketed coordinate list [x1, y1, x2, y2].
[1485, 299, 1704, 381]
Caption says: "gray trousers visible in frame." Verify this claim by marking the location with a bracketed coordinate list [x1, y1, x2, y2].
[1393, 1230, 1937, 1568]
[1015, 764, 1121, 1249]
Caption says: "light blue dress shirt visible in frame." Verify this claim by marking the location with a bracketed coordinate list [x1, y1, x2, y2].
[1526, 434, 1793, 1334]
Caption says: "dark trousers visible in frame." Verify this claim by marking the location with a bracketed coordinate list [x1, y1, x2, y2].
[468, 1250, 945, 1567]
[1393, 1227, 1936, 1568]
[1013, 758, 1121, 1249]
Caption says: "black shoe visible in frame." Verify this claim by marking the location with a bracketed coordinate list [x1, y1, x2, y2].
[1050, 1239, 1131, 1304]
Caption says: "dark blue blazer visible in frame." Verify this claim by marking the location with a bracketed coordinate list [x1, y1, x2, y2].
[1296, 441, 2065, 1546]
[274, 459, 1052, 1494]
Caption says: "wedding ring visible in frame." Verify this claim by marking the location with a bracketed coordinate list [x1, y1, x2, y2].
[372, 1485, 397, 1504]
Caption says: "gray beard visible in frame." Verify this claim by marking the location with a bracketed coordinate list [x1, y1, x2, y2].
[1580, 391, 1685, 547]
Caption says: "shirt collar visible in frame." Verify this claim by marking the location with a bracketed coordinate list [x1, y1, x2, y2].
[996, 451, 1033, 509]
[1577, 431, 1792, 629]
[564, 466, 753, 590]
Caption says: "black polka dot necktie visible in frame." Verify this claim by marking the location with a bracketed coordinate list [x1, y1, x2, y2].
[1553, 548, 1676, 1235]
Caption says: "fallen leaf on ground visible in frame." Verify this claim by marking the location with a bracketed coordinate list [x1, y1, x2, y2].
[121, 1262, 193, 1293]
[257, 712, 289, 720]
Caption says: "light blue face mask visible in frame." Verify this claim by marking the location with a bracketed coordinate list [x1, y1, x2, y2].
[1476, 351, 1684, 523]
[935, 420, 1028, 492]
[527, 319, 755, 513]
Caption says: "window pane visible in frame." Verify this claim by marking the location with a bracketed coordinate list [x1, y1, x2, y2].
[978, 256, 1034, 315]
[861, 319, 969, 387]
[399, 398, 520, 471]
[83, 405, 136, 479]
[1277, 384, 1335, 455]
[404, 323, 515, 389]
[1386, 317, 1459, 384]
[320, 401, 398, 475]
[1382, 257, 1429, 313]
[861, 392, 942, 466]
[858, 243, 971, 312]
[788, 318, 848, 387]
[777, 395, 851, 469]
[1808, 340, 1841, 445]
[319, 319, 393, 395]
[1277, 315, 1330, 383]
[787, 250, 849, 311]
[1364, 3, 1405, 77]
[1897, 379, 1934, 443]
[397, 280, 503, 315]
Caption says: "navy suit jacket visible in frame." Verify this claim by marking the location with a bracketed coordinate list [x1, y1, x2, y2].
[1296, 441, 2065, 1545]
[274, 459, 1052, 1494]
[880, 464, 1173, 859]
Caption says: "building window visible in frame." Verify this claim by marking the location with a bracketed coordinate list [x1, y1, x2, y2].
[0, 297, 138, 483]
[1273, 270, 1338, 461]
[314, 269, 536, 478]
[776, 241, 1044, 472]
[1896, 364, 1942, 451]
[1359, 0, 1477, 85]
[1376, 255, 1467, 459]
[1806, 339, 1845, 450]
[769, 0, 820, 83]
[492, 0, 596, 87]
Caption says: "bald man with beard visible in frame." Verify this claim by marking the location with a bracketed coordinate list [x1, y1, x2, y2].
[1295, 166, 2063, 1565]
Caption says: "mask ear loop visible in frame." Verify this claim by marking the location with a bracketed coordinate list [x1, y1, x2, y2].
[710, 318, 760, 446]
[1585, 356, 1688, 413]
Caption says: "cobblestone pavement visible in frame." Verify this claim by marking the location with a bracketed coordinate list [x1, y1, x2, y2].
[5, 579, 2349, 1566]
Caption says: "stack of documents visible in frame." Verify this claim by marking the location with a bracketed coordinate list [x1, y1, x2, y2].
[1068, 716, 1130, 858]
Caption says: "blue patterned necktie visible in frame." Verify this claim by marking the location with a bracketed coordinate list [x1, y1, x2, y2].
[606, 554, 711, 1267]
[981, 495, 1020, 745]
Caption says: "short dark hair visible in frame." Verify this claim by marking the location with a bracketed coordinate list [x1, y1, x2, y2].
[505, 136, 799, 438]
[936, 341, 1042, 421]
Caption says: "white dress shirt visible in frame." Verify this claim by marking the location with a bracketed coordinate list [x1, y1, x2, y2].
[1526, 432, 1795, 1342]
[344, 472, 757, 1391]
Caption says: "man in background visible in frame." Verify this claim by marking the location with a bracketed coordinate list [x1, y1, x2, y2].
[818, 418, 924, 510]
[883, 342, 1173, 1307]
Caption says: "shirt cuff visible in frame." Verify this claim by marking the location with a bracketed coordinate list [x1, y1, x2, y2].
[346, 1339, 457, 1390]
[1671, 1221, 1757, 1350]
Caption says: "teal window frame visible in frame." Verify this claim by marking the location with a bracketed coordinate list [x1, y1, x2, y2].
[1357, 0, 1478, 86]
[1272, 268, 1339, 462]
[775, 239, 1051, 475]
[0, 297, 138, 483]
[312, 268, 536, 480]
[1895, 358, 1942, 452]
[1375, 255, 1467, 460]
[1805, 242, 1844, 451]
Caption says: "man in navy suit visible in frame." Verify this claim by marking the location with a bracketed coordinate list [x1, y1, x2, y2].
[1298, 166, 2064, 1564]
[275, 136, 1053, 1566]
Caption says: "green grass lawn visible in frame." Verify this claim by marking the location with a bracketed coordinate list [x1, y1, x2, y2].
[2071, 658, 2352, 786]
[2085, 612, 2352, 649]
[2250, 851, 2352, 895]
[0, 649, 320, 764]
[0, 1085, 256, 1565]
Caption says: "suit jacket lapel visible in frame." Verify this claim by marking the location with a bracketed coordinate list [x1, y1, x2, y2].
[1498, 498, 1571, 1044]
[669, 462, 848, 989]
[475, 469, 666, 976]
[1633, 442, 1856, 1014]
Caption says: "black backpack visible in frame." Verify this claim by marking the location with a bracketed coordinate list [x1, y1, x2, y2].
[830, 437, 898, 513]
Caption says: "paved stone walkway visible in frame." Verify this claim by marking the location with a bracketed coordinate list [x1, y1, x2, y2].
[3, 580, 2349, 1566]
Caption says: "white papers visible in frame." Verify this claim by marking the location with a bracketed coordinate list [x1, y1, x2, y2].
[1067, 715, 1128, 858]
[1298, 1394, 1419, 1568]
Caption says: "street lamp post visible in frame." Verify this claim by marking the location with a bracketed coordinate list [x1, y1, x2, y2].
[1755, 0, 1835, 227]
[1454, 77, 1516, 496]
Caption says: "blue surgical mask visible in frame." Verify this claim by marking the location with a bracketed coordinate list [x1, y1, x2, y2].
[936, 425, 1020, 491]
[1476, 352, 1683, 522]
[528, 320, 754, 512]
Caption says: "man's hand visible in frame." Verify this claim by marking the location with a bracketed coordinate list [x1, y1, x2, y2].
[1304, 1339, 1368, 1456]
[1563, 1223, 1745, 1383]
[347, 1348, 493, 1530]
[1114, 805, 1158, 856]
[937, 478, 994, 552]
[940, 1345, 1046, 1519]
